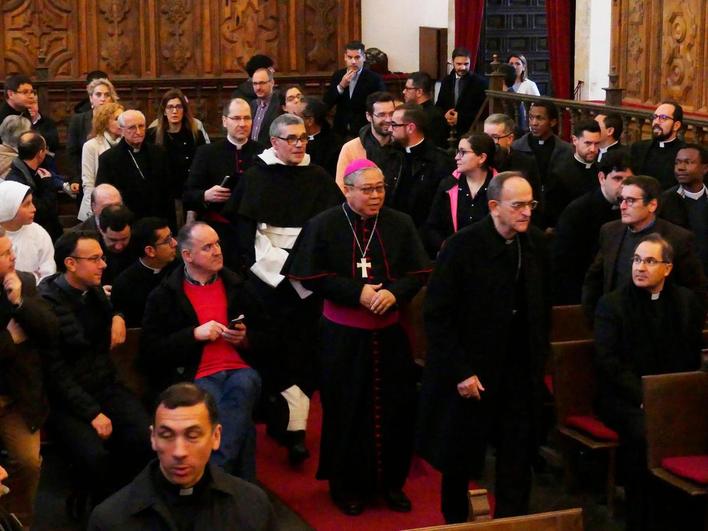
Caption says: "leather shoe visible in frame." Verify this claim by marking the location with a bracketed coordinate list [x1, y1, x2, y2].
[384, 489, 412, 512]
[331, 492, 364, 516]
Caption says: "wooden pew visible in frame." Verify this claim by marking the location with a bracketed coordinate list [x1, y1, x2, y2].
[109, 327, 146, 400]
[403, 508, 584, 530]
[550, 305, 592, 343]
[642, 371, 708, 497]
[552, 339, 618, 515]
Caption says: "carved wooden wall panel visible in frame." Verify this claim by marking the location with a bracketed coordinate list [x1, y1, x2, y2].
[1, 0, 360, 79]
[612, 0, 707, 114]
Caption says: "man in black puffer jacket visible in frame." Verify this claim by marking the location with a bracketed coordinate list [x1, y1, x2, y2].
[38, 231, 152, 506]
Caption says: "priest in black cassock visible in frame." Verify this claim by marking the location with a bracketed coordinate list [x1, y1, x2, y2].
[223, 113, 342, 466]
[284, 159, 431, 516]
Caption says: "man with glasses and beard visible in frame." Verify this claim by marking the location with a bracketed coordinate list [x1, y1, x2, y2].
[630, 101, 686, 190]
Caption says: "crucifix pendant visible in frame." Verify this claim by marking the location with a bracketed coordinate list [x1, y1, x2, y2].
[356, 257, 372, 278]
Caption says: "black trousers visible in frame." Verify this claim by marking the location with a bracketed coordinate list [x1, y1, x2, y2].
[441, 375, 535, 523]
[47, 383, 153, 503]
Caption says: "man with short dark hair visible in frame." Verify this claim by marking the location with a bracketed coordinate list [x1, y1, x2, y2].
[0, 226, 56, 526]
[324, 40, 386, 138]
[185, 98, 264, 270]
[552, 149, 633, 304]
[403, 72, 448, 148]
[249, 68, 281, 146]
[544, 119, 602, 227]
[97, 204, 135, 287]
[87, 382, 276, 530]
[389, 102, 455, 227]
[593, 234, 705, 531]
[512, 101, 573, 226]
[96, 110, 174, 224]
[630, 101, 686, 189]
[141, 223, 264, 481]
[111, 217, 177, 327]
[660, 143, 708, 274]
[336, 91, 398, 189]
[39, 231, 153, 506]
[435, 47, 489, 138]
[0, 75, 33, 126]
[595, 113, 624, 162]
[5, 130, 62, 240]
[582, 174, 705, 317]
[302, 97, 343, 177]
[419, 172, 550, 523]
[285, 160, 430, 515]
[225, 114, 341, 464]
[232, 54, 275, 103]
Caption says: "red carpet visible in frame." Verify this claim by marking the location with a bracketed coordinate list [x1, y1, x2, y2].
[256, 393, 488, 530]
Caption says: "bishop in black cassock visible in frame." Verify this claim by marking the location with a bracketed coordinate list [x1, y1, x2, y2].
[284, 159, 431, 516]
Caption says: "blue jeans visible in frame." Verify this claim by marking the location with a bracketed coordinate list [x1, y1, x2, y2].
[195, 368, 261, 481]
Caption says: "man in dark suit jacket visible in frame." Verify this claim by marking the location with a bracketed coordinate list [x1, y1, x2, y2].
[248, 68, 281, 146]
[630, 101, 686, 189]
[582, 175, 706, 318]
[595, 112, 624, 162]
[95, 110, 174, 226]
[324, 40, 386, 138]
[435, 47, 488, 138]
[659, 143, 708, 274]
[403, 72, 449, 149]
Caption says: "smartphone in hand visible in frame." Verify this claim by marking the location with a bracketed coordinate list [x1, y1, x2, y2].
[228, 314, 245, 329]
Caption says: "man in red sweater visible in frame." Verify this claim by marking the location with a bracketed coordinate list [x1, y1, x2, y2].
[141, 222, 266, 482]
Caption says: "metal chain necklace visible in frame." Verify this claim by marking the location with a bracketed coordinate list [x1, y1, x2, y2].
[342, 203, 379, 278]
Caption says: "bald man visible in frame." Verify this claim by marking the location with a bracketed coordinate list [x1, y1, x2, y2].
[96, 110, 174, 225]
[73, 183, 123, 233]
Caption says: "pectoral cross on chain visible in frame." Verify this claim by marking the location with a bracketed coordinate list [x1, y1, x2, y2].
[357, 257, 372, 278]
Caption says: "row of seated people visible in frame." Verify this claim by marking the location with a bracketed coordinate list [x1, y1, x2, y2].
[0, 170, 705, 530]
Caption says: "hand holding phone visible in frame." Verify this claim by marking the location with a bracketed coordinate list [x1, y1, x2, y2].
[228, 314, 245, 329]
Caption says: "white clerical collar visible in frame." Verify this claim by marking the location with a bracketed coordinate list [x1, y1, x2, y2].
[573, 153, 593, 169]
[405, 138, 424, 153]
[651, 291, 661, 300]
[658, 137, 677, 148]
[677, 185, 707, 200]
[227, 136, 247, 149]
[139, 258, 163, 274]
[599, 141, 618, 154]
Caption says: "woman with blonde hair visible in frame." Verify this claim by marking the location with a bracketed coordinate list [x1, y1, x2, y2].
[78, 102, 123, 220]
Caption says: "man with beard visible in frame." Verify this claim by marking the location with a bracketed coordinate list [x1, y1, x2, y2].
[335, 92, 398, 190]
[284, 160, 430, 515]
[225, 114, 342, 466]
[544, 120, 602, 228]
[436, 47, 488, 138]
[388, 103, 455, 228]
[419, 172, 551, 523]
[660, 143, 708, 274]
[630, 101, 686, 189]
[249, 68, 281, 146]
[402, 72, 448, 148]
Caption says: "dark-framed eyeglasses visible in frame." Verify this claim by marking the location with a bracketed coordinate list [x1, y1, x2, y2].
[455, 148, 475, 157]
[489, 132, 513, 143]
[70, 255, 106, 264]
[275, 134, 309, 145]
[618, 195, 644, 206]
[154, 234, 175, 246]
[165, 104, 184, 112]
[632, 255, 669, 266]
[650, 114, 674, 122]
[390, 122, 410, 129]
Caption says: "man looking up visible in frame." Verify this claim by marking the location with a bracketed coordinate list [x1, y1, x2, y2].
[631, 101, 686, 189]
[141, 223, 264, 481]
[336, 92, 398, 190]
[660, 143, 708, 274]
[324, 40, 385, 138]
[88, 382, 275, 530]
[436, 47, 489, 138]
